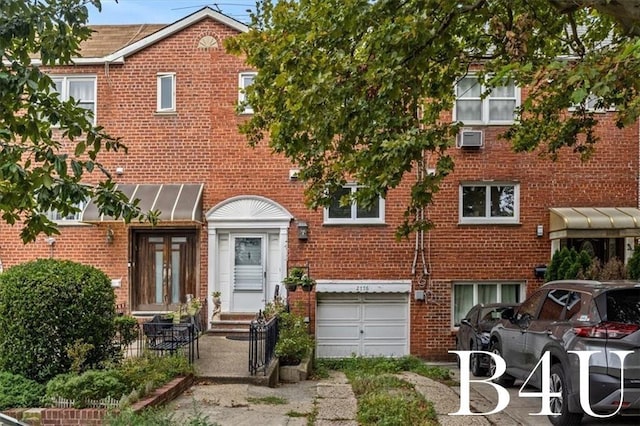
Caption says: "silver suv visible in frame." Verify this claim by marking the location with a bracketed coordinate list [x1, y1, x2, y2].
[489, 280, 640, 426]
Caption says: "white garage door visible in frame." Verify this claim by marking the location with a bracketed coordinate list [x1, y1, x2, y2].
[316, 293, 409, 358]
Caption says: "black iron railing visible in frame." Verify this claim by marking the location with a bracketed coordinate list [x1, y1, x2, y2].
[249, 312, 279, 375]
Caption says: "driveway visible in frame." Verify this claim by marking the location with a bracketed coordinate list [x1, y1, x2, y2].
[449, 364, 640, 426]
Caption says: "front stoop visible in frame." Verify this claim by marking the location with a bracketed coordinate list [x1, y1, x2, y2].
[208, 312, 256, 337]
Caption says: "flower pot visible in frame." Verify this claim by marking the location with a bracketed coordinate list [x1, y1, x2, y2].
[301, 284, 314, 292]
[286, 284, 298, 292]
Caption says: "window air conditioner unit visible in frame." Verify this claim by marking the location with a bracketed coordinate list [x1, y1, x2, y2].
[458, 129, 483, 148]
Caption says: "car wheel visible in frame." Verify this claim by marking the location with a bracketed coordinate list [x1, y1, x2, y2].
[548, 363, 583, 426]
[470, 341, 487, 377]
[488, 340, 515, 387]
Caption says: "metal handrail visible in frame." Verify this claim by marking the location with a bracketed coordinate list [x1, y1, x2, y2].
[248, 311, 279, 375]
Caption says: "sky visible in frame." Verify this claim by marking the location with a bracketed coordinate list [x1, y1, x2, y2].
[87, 0, 256, 25]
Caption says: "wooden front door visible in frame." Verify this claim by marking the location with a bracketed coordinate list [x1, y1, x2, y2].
[132, 230, 197, 312]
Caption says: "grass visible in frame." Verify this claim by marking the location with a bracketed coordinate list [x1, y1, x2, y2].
[246, 395, 288, 405]
[316, 356, 449, 426]
[105, 404, 218, 426]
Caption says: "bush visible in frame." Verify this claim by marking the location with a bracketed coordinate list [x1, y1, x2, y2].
[0, 371, 45, 410]
[114, 315, 139, 348]
[117, 354, 194, 394]
[275, 312, 314, 366]
[45, 370, 128, 408]
[0, 259, 117, 383]
[628, 245, 640, 280]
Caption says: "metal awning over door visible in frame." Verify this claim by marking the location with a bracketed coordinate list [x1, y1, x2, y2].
[549, 207, 640, 239]
[80, 184, 204, 222]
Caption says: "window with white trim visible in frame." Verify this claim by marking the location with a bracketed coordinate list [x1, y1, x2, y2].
[569, 93, 615, 113]
[453, 281, 524, 327]
[46, 199, 87, 224]
[157, 73, 176, 112]
[238, 72, 257, 114]
[460, 182, 519, 224]
[51, 76, 97, 124]
[324, 185, 385, 224]
[454, 76, 519, 124]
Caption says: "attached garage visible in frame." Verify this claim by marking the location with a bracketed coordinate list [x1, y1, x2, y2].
[315, 281, 410, 358]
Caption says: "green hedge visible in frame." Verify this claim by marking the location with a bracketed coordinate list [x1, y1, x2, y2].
[0, 259, 117, 383]
[0, 371, 45, 410]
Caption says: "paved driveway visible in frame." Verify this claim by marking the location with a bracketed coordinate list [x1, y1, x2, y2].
[449, 364, 639, 425]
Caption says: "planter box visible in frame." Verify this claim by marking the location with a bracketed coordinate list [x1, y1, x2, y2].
[279, 354, 312, 383]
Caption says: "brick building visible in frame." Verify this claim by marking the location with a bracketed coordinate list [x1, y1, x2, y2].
[0, 7, 638, 360]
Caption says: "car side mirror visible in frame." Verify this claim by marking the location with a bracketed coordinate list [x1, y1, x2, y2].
[501, 307, 515, 321]
[460, 318, 472, 327]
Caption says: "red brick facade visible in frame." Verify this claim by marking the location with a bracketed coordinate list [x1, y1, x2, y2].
[0, 9, 637, 360]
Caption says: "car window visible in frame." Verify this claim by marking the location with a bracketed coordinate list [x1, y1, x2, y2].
[538, 289, 570, 321]
[565, 291, 585, 320]
[517, 290, 545, 320]
[605, 289, 640, 325]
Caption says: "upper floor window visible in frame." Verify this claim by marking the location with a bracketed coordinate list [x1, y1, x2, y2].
[324, 185, 385, 225]
[51, 76, 96, 124]
[454, 76, 519, 124]
[453, 281, 523, 327]
[238, 72, 257, 114]
[46, 199, 87, 224]
[157, 73, 176, 112]
[460, 182, 519, 224]
[569, 93, 614, 113]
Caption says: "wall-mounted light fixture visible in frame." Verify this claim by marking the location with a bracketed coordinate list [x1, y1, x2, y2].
[106, 226, 115, 244]
[297, 221, 309, 240]
[536, 224, 544, 238]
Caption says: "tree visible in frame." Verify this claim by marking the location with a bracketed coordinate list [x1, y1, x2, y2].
[226, 0, 640, 237]
[0, 0, 154, 243]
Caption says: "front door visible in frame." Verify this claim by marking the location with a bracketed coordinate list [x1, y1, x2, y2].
[132, 230, 197, 312]
[231, 235, 266, 312]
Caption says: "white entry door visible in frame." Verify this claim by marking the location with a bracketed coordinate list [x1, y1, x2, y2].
[316, 293, 409, 358]
[231, 235, 266, 312]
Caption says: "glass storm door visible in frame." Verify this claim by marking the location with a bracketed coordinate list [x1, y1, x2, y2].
[231, 235, 266, 312]
[133, 231, 196, 311]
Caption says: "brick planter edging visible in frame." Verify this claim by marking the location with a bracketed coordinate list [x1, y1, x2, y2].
[2, 374, 195, 426]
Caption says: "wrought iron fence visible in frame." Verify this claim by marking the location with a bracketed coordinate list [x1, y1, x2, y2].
[249, 312, 279, 375]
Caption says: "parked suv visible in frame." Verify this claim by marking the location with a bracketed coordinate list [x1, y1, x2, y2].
[489, 280, 640, 426]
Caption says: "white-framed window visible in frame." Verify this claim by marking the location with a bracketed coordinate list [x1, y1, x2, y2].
[454, 75, 520, 124]
[238, 72, 257, 114]
[46, 199, 87, 224]
[452, 281, 524, 327]
[157, 72, 176, 112]
[568, 93, 615, 113]
[324, 185, 385, 225]
[459, 182, 519, 224]
[51, 76, 97, 124]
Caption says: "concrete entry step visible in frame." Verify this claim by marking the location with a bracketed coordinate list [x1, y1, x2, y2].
[209, 311, 256, 337]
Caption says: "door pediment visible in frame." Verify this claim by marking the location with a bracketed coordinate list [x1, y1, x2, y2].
[206, 195, 292, 228]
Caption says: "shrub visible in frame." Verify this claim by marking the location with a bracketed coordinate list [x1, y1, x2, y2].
[275, 312, 314, 366]
[628, 245, 640, 280]
[117, 354, 194, 394]
[0, 371, 45, 410]
[545, 248, 593, 282]
[0, 259, 117, 383]
[45, 370, 128, 408]
[114, 315, 140, 348]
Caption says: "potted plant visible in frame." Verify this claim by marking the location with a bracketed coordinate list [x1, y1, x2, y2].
[283, 267, 315, 292]
[212, 291, 221, 307]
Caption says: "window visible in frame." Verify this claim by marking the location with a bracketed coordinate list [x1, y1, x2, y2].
[238, 72, 257, 114]
[460, 183, 519, 224]
[453, 282, 523, 327]
[157, 73, 176, 112]
[51, 76, 97, 124]
[454, 76, 519, 124]
[324, 185, 385, 224]
[46, 199, 87, 224]
[569, 94, 614, 113]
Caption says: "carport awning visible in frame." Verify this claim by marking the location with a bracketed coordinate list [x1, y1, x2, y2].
[549, 207, 640, 239]
[80, 184, 204, 222]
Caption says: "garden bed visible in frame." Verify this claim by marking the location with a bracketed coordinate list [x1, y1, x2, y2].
[2, 375, 194, 426]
